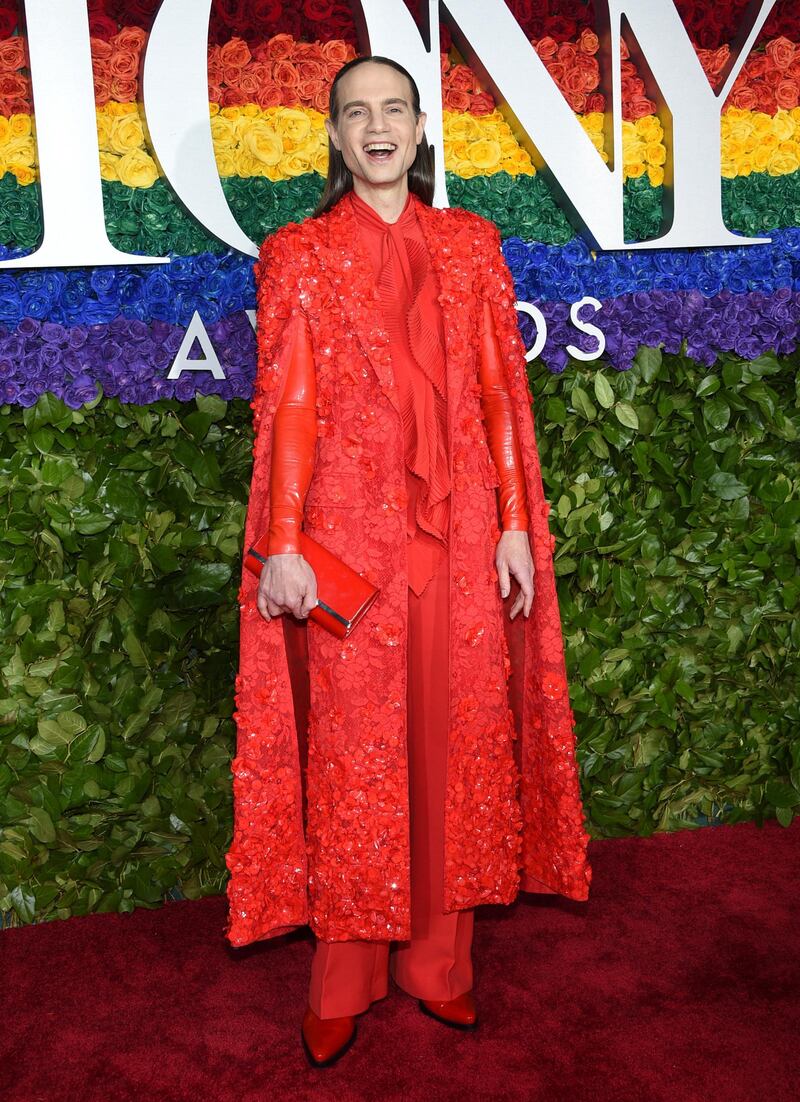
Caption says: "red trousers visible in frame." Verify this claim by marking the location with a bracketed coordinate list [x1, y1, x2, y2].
[308, 545, 474, 1018]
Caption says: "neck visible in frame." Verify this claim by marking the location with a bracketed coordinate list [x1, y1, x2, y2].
[351, 177, 410, 224]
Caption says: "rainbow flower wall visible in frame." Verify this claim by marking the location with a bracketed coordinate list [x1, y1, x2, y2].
[1, 1, 798, 926]
[0, 0, 799, 403]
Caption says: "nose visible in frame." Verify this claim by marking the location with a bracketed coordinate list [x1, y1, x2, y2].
[366, 109, 389, 133]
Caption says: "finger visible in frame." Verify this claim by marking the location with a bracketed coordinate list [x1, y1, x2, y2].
[300, 580, 318, 617]
[523, 577, 535, 618]
[266, 597, 284, 618]
[509, 588, 524, 620]
[497, 557, 511, 599]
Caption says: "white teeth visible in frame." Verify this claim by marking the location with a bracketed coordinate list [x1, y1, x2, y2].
[364, 143, 396, 152]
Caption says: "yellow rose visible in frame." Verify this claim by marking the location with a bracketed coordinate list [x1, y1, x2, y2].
[210, 114, 237, 152]
[468, 138, 501, 171]
[99, 152, 119, 181]
[109, 113, 145, 155]
[751, 145, 770, 172]
[116, 148, 159, 188]
[311, 147, 329, 175]
[283, 151, 312, 177]
[647, 164, 664, 187]
[9, 114, 31, 138]
[3, 136, 34, 166]
[773, 110, 795, 142]
[11, 163, 36, 185]
[243, 118, 283, 166]
[622, 138, 645, 166]
[767, 149, 798, 176]
[233, 147, 263, 177]
[275, 107, 312, 144]
[636, 115, 662, 142]
[444, 113, 482, 142]
[751, 113, 772, 137]
[624, 160, 646, 179]
[645, 141, 666, 166]
[95, 110, 112, 152]
[242, 103, 259, 118]
[209, 102, 220, 118]
[214, 149, 236, 177]
[0, 117, 10, 144]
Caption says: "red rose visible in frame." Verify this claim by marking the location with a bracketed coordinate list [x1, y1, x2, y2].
[304, 0, 335, 20]
[766, 36, 795, 71]
[247, 0, 283, 26]
[220, 86, 247, 107]
[586, 92, 606, 113]
[0, 10, 17, 38]
[0, 72, 26, 98]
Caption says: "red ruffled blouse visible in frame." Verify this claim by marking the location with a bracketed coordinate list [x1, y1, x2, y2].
[348, 189, 450, 596]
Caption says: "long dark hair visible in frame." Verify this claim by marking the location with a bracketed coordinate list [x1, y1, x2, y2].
[312, 55, 435, 218]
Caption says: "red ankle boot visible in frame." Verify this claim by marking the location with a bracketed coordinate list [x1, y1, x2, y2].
[419, 991, 478, 1030]
[301, 1006, 358, 1067]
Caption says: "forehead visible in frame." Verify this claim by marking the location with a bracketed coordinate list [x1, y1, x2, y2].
[336, 62, 414, 106]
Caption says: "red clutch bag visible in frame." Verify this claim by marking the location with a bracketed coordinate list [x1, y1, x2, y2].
[245, 530, 380, 639]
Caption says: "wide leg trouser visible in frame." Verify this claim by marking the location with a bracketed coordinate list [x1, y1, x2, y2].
[307, 549, 474, 1019]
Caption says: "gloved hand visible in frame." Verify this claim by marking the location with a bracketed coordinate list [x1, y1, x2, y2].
[478, 299, 530, 531]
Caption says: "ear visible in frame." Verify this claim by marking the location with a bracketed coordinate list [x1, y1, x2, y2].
[325, 117, 341, 151]
[415, 110, 427, 145]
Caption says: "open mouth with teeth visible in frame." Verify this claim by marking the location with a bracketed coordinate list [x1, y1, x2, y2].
[363, 142, 397, 162]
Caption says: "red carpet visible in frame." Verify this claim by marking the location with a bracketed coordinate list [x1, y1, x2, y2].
[2, 819, 797, 1102]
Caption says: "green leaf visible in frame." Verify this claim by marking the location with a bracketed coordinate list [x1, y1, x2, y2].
[707, 472, 748, 500]
[593, 372, 614, 409]
[614, 401, 639, 430]
[634, 346, 662, 382]
[571, 386, 597, 421]
[27, 806, 56, 843]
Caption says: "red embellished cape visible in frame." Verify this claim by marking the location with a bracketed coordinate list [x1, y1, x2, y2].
[225, 195, 591, 947]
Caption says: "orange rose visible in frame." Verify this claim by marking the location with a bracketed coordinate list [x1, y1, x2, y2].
[220, 37, 251, 70]
[297, 78, 324, 104]
[586, 91, 605, 113]
[223, 64, 245, 86]
[775, 78, 800, 109]
[111, 27, 147, 53]
[110, 48, 139, 80]
[766, 36, 795, 71]
[471, 91, 496, 115]
[619, 36, 630, 61]
[257, 81, 283, 110]
[273, 59, 300, 89]
[748, 55, 770, 80]
[545, 60, 566, 87]
[208, 82, 224, 103]
[564, 90, 587, 112]
[220, 87, 247, 108]
[320, 40, 351, 65]
[297, 59, 326, 83]
[110, 77, 138, 102]
[728, 83, 757, 110]
[0, 73, 26, 99]
[266, 34, 295, 61]
[534, 36, 558, 61]
[444, 89, 471, 111]
[0, 37, 24, 72]
[448, 64, 475, 92]
[578, 28, 599, 55]
[627, 95, 656, 119]
[440, 51, 451, 76]
[557, 41, 578, 65]
[90, 37, 113, 62]
[789, 57, 800, 81]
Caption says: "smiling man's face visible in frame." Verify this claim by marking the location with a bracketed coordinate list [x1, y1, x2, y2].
[325, 61, 426, 201]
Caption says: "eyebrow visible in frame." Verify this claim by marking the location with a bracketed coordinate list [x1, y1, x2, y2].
[341, 97, 409, 111]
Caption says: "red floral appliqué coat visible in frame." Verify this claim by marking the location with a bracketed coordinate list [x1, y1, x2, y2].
[225, 196, 592, 946]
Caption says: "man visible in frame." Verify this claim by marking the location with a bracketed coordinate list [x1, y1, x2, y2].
[226, 55, 591, 1067]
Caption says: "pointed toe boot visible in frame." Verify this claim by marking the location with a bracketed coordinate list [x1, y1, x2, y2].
[418, 990, 478, 1030]
[301, 1006, 358, 1067]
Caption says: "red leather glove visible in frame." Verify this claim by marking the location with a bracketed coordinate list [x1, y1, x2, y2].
[266, 312, 318, 555]
[478, 300, 530, 531]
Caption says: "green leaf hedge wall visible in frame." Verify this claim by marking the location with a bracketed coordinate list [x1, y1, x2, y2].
[1, 349, 798, 926]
